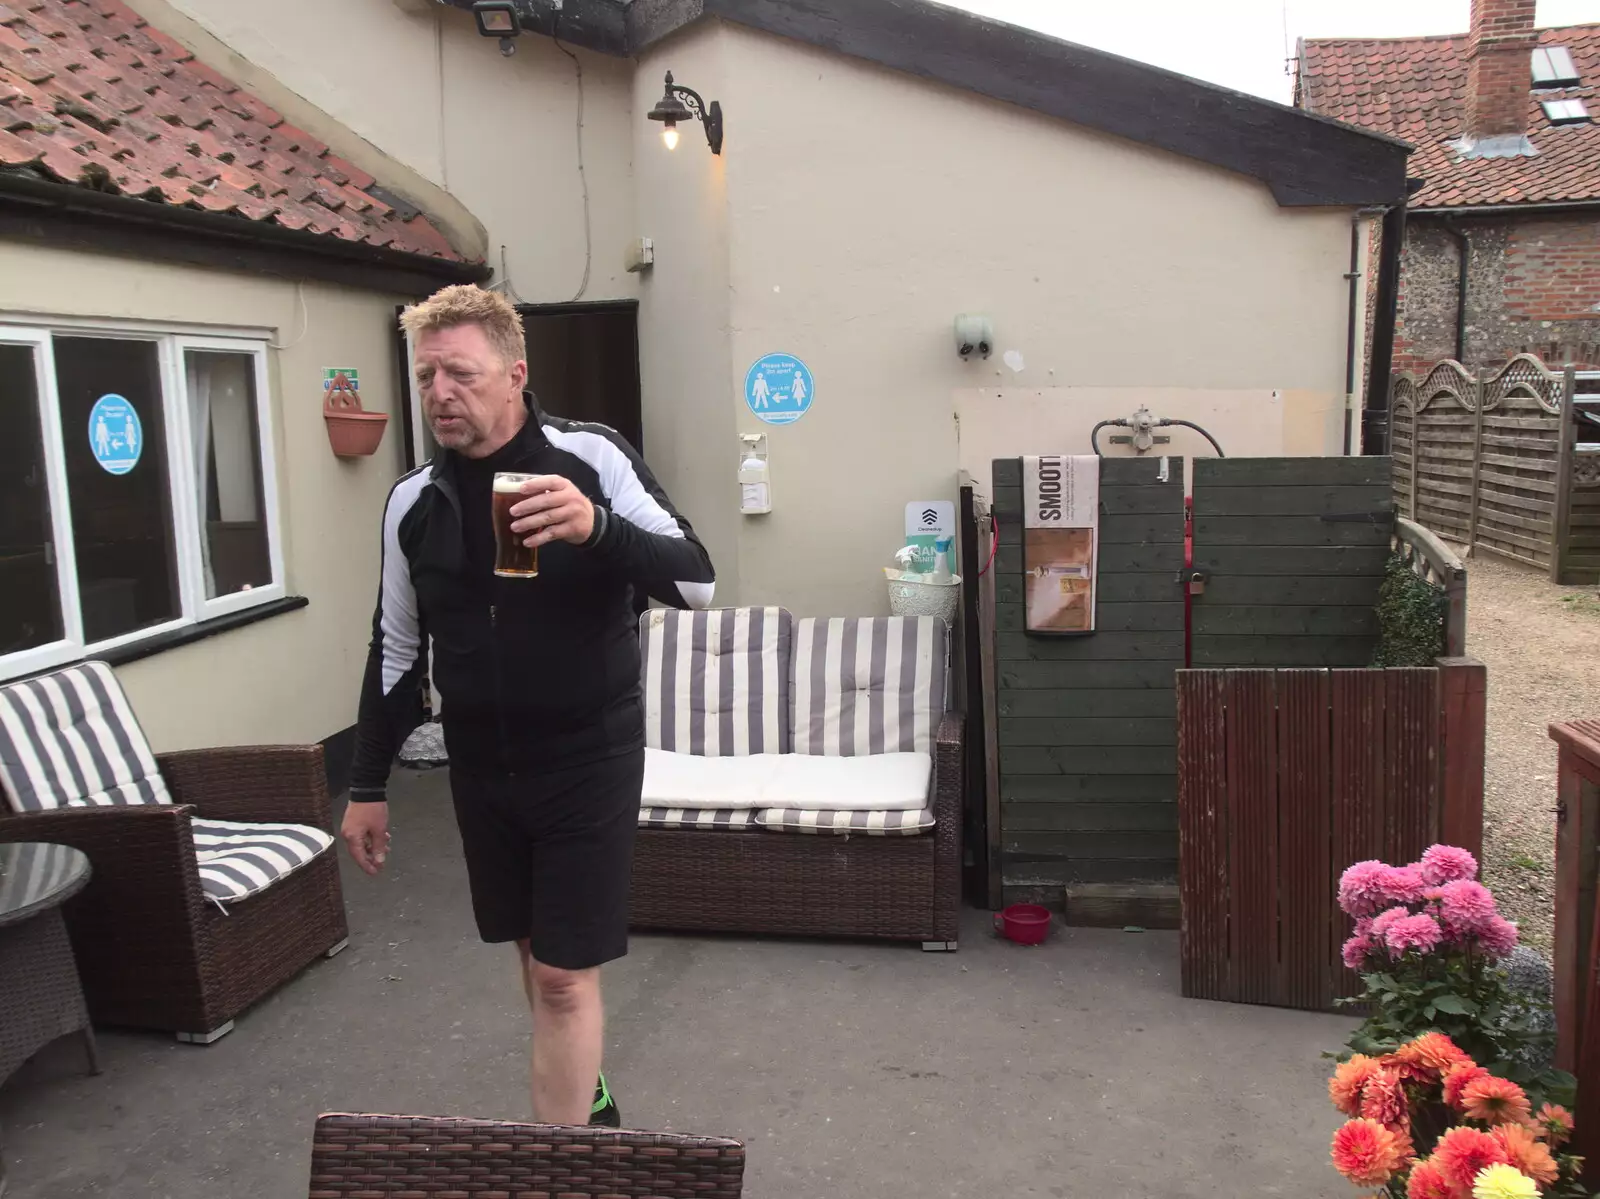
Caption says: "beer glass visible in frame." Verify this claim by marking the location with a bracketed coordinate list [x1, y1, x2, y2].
[493, 472, 539, 578]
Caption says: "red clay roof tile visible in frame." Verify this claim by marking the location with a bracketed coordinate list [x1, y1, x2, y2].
[1299, 23, 1600, 209]
[0, 0, 466, 261]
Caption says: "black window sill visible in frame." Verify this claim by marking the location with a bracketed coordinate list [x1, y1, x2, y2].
[98, 596, 309, 668]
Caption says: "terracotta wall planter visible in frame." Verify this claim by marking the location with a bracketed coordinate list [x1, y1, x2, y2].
[324, 372, 387, 458]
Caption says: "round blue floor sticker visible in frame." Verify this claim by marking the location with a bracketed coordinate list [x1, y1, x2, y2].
[88, 394, 143, 476]
[744, 353, 813, 426]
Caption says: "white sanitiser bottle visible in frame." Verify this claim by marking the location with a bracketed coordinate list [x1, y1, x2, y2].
[738, 435, 771, 515]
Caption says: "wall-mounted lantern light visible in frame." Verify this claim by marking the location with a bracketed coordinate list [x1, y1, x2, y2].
[647, 70, 723, 155]
[472, 1, 520, 56]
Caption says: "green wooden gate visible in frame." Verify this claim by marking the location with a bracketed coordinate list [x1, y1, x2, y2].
[987, 454, 1396, 908]
[991, 457, 1185, 902]
[1190, 457, 1393, 668]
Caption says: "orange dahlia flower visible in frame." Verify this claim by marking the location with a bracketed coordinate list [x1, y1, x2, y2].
[1331, 1117, 1408, 1187]
[1395, 1032, 1471, 1079]
[1330, 1055, 1384, 1117]
[1405, 1157, 1455, 1199]
[1432, 1126, 1511, 1193]
[1360, 1067, 1409, 1129]
[1535, 1103, 1574, 1147]
[1492, 1122, 1559, 1185]
[1443, 1063, 1491, 1111]
[1461, 1075, 1533, 1128]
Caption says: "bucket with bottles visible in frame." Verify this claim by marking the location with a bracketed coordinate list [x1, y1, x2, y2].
[884, 536, 961, 624]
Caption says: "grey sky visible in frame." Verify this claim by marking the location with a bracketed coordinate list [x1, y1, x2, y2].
[948, 0, 1600, 104]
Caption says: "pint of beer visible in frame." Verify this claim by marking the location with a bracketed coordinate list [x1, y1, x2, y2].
[492, 472, 539, 578]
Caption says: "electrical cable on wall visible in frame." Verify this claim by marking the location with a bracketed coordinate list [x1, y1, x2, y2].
[553, 12, 593, 303]
[269, 282, 309, 350]
[492, 244, 526, 304]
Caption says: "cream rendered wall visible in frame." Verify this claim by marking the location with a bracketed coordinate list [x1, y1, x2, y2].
[0, 244, 408, 752]
[147, 0, 637, 304]
[632, 26, 741, 604]
[713, 26, 1356, 616]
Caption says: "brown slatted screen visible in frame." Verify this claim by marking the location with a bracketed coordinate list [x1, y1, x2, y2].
[1177, 666, 1468, 1011]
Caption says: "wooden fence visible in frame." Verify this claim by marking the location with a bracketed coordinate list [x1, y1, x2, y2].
[1392, 516, 1468, 658]
[1390, 355, 1600, 583]
[1178, 662, 1486, 1011]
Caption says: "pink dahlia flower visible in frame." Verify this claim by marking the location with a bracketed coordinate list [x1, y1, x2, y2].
[1340, 860, 1394, 917]
[1369, 906, 1409, 943]
[1385, 914, 1444, 955]
[1381, 864, 1429, 905]
[1342, 935, 1374, 970]
[1418, 844, 1479, 886]
[1433, 880, 1498, 936]
[1476, 915, 1519, 959]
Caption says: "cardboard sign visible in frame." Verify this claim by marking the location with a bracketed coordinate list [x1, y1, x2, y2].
[1021, 455, 1100, 634]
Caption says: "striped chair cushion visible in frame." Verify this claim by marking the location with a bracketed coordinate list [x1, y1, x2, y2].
[0, 661, 171, 812]
[191, 819, 334, 904]
[640, 607, 792, 756]
[638, 807, 759, 831]
[755, 808, 936, 836]
[790, 617, 948, 756]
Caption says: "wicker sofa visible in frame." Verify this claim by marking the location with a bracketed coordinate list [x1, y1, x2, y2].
[629, 608, 962, 949]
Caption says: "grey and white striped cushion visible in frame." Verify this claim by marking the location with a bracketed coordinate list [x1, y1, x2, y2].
[790, 617, 948, 756]
[640, 607, 792, 756]
[191, 819, 334, 904]
[638, 807, 759, 830]
[754, 808, 936, 836]
[0, 661, 171, 812]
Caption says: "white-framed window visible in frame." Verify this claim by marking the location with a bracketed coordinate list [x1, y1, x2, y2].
[1, 320, 284, 682]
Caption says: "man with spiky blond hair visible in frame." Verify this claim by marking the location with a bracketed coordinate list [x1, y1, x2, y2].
[343, 284, 714, 1127]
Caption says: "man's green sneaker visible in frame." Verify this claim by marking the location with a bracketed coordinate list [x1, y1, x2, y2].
[589, 1072, 621, 1127]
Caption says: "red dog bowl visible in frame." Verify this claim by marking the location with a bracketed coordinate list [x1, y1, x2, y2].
[994, 903, 1051, 946]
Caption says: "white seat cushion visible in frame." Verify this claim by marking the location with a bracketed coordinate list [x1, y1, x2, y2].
[643, 748, 931, 812]
[755, 808, 936, 836]
[191, 818, 334, 904]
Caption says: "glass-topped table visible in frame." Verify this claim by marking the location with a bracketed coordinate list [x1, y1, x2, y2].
[0, 842, 101, 1196]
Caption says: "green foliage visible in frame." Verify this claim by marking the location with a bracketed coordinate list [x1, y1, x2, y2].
[1337, 951, 1574, 1111]
[1371, 552, 1446, 667]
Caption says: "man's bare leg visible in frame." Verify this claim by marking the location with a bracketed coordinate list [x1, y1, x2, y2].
[516, 940, 604, 1124]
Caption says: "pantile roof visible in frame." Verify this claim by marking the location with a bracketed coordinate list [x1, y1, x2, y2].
[1298, 23, 1600, 209]
[0, 0, 464, 259]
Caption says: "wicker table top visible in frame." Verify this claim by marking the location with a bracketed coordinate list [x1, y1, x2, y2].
[0, 842, 90, 930]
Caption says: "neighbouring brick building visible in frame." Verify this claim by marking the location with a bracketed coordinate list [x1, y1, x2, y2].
[1298, 0, 1600, 379]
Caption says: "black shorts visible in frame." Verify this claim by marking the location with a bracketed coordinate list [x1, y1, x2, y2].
[448, 748, 643, 970]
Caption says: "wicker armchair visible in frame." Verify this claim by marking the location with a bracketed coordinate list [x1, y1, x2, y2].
[0, 744, 348, 1043]
[308, 1114, 746, 1197]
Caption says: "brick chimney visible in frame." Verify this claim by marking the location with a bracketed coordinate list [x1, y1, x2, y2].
[1465, 0, 1538, 138]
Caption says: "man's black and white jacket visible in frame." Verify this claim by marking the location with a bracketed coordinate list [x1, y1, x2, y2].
[349, 395, 714, 799]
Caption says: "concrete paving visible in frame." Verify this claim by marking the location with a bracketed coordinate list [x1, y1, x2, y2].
[1, 767, 1356, 1198]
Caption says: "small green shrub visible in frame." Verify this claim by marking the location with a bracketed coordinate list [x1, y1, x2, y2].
[1372, 552, 1446, 667]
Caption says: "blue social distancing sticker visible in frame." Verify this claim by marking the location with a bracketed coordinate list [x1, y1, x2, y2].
[744, 353, 813, 426]
[88, 394, 142, 476]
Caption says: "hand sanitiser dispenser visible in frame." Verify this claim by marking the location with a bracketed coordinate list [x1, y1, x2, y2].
[738, 434, 771, 515]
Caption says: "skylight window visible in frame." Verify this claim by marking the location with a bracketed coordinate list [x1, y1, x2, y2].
[1532, 46, 1581, 87]
[1542, 97, 1592, 124]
